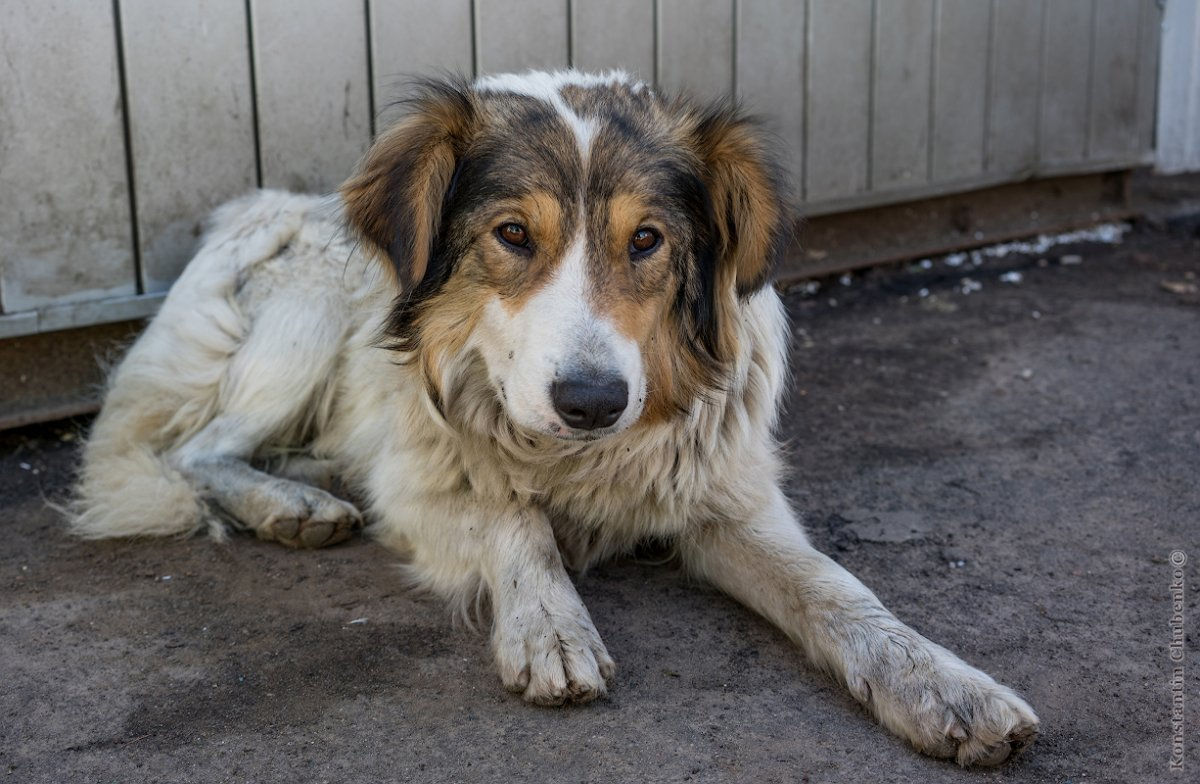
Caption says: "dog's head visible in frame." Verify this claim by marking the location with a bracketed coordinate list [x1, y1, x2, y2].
[343, 71, 787, 442]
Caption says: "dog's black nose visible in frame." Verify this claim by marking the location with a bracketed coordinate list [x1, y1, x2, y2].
[551, 375, 628, 431]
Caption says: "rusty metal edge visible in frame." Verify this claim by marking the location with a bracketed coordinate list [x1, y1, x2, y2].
[0, 400, 101, 432]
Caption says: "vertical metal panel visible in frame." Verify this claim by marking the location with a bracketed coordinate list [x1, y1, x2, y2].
[1136, 0, 1162, 154]
[1089, 0, 1141, 161]
[872, 0, 933, 191]
[737, 0, 805, 193]
[930, 0, 990, 182]
[1156, 0, 1199, 173]
[805, 0, 872, 201]
[0, 0, 135, 313]
[370, 0, 474, 127]
[476, 0, 569, 74]
[250, 0, 372, 192]
[986, 0, 1044, 174]
[657, 0, 734, 100]
[1039, 0, 1092, 167]
[572, 0, 655, 80]
[120, 0, 257, 293]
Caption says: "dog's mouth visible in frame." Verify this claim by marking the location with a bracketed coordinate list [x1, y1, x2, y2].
[545, 421, 618, 443]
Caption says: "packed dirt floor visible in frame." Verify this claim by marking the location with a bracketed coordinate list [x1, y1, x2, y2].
[2, 219, 1197, 783]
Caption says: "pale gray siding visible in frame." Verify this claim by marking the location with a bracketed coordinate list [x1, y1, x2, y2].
[0, 0, 1163, 336]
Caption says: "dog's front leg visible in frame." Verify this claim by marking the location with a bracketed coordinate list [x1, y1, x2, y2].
[392, 499, 615, 706]
[680, 485, 1038, 766]
[486, 506, 616, 705]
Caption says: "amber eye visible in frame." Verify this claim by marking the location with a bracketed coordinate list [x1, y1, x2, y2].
[629, 227, 661, 257]
[496, 222, 529, 249]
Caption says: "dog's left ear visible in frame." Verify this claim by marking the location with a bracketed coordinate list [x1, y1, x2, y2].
[691, 104, 789, 296]
[341, 78, 477, 289]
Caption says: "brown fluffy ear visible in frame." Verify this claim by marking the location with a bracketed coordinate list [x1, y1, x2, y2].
[341, 79, 476, 288]
[691, 104, 789, 296]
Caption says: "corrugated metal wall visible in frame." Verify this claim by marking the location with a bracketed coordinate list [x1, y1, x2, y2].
[0, 0, 1162, 338]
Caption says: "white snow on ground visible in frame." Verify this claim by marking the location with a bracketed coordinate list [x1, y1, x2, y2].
[792, 222, 1131, 297]
[934, 222, 1130, 271]
[968, 222, 1130, 260]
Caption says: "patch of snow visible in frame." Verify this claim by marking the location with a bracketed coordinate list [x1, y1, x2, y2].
[978, 223, 1129, 261]
[1000, 271, 1024, 284]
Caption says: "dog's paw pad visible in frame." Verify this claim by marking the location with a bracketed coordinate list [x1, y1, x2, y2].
[258, 499, 361, 549]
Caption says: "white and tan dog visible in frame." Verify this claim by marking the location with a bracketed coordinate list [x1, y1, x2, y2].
[70, 70, 1038, 766]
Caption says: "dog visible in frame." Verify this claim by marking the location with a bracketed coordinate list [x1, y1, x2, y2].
[69, 70, 1038, 766]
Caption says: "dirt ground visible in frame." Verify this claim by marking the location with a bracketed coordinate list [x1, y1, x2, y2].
[2, 219, 1197, 784]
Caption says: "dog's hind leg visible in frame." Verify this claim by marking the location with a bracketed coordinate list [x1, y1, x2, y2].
[172, 427, 361, 548]
[168, 292, 361, 548]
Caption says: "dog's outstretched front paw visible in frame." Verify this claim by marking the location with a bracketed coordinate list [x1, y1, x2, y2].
[849, 636, 1039, 766]
[492, 598, 616, 706]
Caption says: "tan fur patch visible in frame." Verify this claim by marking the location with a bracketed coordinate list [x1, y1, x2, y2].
[415, 270, 488, 410]
[590, 193, 668, 338]
[484, 190, 569, 314]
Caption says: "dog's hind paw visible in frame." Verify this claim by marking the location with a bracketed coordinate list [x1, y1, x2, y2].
[256, 490, 362, 549]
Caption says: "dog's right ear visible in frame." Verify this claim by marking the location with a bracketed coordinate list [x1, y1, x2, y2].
[341, 79, 476, 289]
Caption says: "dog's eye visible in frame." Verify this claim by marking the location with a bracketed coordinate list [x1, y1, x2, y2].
[629, 227, 661, 258]
[496, 223, 530, 250]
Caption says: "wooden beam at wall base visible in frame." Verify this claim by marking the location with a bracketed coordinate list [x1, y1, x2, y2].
[0, 321, 144, 432]
[779, 171, 1134, 283]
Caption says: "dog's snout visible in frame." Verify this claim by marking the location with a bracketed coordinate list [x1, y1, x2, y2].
[551, 374, 628, 431]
